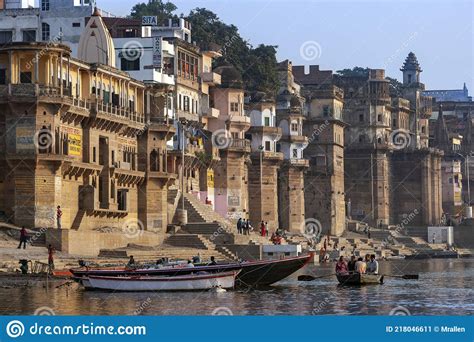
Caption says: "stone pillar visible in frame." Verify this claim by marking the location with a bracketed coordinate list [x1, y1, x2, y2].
[278, 163, 306, 233]
[421, 155, 432, 225]
[34, 51, 39, 84]
[214, 153, 248, 220]
[248, 155, 281, 230]
[8, 51, 12, 95]
[59, 52, 63, 96]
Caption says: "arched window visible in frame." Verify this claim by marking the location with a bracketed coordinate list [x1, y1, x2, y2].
[150, 149, 159, 171]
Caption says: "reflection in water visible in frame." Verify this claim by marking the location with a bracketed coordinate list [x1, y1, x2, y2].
[0, 259, 473, 316]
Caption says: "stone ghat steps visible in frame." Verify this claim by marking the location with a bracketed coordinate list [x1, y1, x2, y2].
[99, 246, 230, 261]
[164, 234, 210, 249]
[183, 222, 227, 235]
[183, 193, 235, 231]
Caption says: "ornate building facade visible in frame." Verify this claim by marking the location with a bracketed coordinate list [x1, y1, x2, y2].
[246, 94, 283, 229]
[0, 10, 175, 254]
[292, 65, 346, 236]
[276, 61, 309, 233]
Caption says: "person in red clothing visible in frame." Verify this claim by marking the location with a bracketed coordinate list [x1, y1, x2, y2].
[17, 227, 28, 249]
[260, 221, 265, 237]
[335, 256, 349, 275]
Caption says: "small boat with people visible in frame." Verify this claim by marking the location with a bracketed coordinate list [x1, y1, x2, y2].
[70, 254, 313, 288]
[81, 271, 240, 292]
[334, 254, 383, 285]
[336, 272, 384, 285]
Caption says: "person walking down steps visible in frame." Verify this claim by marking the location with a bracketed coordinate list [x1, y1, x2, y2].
[17, 227, 28, 249]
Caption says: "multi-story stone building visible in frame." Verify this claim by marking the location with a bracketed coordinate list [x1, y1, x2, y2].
[246, 93, 283, 230]
[292, 65, 346, 236]
[0, 9, 176, 254]
[208, 65, 251, 220]
[431, 105, 465, 216]
[428, 84, 474, 208]
[275, 61, 308, 233]
[334, 53, 443, 227]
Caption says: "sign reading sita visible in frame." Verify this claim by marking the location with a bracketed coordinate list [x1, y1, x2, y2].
[142, 16, 158, 26]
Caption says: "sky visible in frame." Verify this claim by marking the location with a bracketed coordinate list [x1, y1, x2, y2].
[98, 0, 474, 92]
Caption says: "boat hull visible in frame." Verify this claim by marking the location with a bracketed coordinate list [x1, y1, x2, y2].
[84, 271, 238, 292]
[237, 255, 313, 287]
[336, 273, 384, 285]
[71, 254, 313, 288]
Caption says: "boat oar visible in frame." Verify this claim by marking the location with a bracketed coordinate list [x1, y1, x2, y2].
[298, 274, 335, 282]
[386, 274, 419, 280]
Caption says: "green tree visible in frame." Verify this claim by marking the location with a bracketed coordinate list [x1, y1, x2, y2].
[129, 0, 177, 22]
[336, 67, 369, 77]
[337, 67, 404, 96]
[386, 77, 403, 97]
[186, 8, 278, 94]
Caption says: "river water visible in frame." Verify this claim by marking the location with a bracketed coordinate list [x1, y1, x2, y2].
[0, 259, 473, 316]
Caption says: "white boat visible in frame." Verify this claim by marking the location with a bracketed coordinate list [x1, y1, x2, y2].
[83, 271, 239, 292]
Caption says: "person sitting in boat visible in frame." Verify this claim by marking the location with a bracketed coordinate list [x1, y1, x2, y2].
[347, 255, 357, 272]
[354, 257, 367, 274]
[335, 256, 349, 275]
[192, 253, 202, 264]
[271, 232, 282, 245]
[367, 254, 379, 275]
[207, 256, 217, 266]
[186, 260, 195, 268]
[127, 256, 136, 268]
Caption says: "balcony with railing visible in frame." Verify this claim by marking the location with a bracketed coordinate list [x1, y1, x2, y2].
[225, 138, 251, 153]
[92, 100, 146, 127]
[201, 72, 222, 86]
[202, 106, 220, 119]
[251, 150, 284, 162]
[288, 158, 310, 168]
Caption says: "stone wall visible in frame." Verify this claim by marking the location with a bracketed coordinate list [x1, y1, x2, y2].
[346, 148, 443, 227]
[278, 164, 305, 233]
[46, 229, 163, 256]
[248, 157, 280, 229]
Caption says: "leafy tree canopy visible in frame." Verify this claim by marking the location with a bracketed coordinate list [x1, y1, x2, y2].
[186, 8, 279, 94]
[336, 67, 370, 77]
[129, 0, 178, 22]
[337, 67, 404, 97]
[127, 2, 279, 94]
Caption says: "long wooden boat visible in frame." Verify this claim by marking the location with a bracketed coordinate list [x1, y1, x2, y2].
[71, 254, 313, 288]
[336, 273, 384, 285]
[82, 271, 239, 292]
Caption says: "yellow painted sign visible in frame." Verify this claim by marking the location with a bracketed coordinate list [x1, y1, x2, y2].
[207, 170, 214, 188]
[68, 133, 82, 156]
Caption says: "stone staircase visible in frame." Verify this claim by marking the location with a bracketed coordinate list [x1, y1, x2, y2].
[162, 233, 238, 261]
[164, 191, 275, 261]
[182, 193, 235, 232]
[165, 234, 209, 249]
[167, 188, 181, 225]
